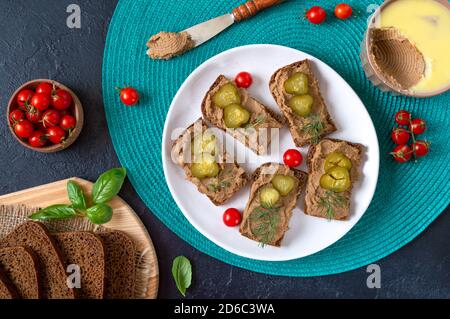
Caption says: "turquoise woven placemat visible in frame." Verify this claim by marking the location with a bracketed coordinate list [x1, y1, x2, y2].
[102, 0, 450, 276]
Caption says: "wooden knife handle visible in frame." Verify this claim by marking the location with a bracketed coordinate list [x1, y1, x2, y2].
[232, 0, 283, 22]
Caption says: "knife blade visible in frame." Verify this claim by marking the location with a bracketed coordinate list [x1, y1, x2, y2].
[184, 14, 235, 47]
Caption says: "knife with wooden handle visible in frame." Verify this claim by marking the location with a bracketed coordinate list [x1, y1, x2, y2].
[186, 0, 283, 46]
[147, 0, 283, 58]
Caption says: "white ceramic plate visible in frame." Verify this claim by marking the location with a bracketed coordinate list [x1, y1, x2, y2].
[162, 44, 379, 261]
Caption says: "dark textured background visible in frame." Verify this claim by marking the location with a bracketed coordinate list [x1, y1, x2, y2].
[0, 0, 448, 299]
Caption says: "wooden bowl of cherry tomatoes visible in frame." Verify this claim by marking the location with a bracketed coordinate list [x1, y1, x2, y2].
[7, 79, 84, 153]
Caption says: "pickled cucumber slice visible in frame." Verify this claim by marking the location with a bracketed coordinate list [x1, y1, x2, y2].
[319, 166, 351, 192]
[191, 133, 218, 155]
[260, 187, 280, 208]
[271, 175, 296, 196]
[190, 153, 220, 179]
[284, 72, 309, 95]
[224, 104, 250, 128]
[212, 83, 241, 108]
[324, 152, 352, 172]
[288, 94, 313, 117]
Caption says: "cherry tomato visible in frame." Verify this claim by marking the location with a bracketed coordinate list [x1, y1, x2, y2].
[42, 109, 61, 128]
[9, 109, 24, 124]
[31, 93, 50, 111]
[16, 89, 34, 109]
[223, 208, 242, 227]
[119, 87, 139, 106]
[46, 126, 66, 144]
[395, 110, 411, 126]
[410, 118, 426, 135]
[51, 89, 73, 110]
[334, 3, 353, 20]
[13, 120, 34, 139]
[60, 115, 76, 131]
[35, 82, 54, 96]
[283, 149, 303, 167]
[28, 131, 47, 148]
[306, 6, 326, 24]
[413, 141, 429, 158]
[235, 72, 253, 88]
[26, 107, 43, 123]
[391, 128, 410, 145]
[391, 144, 412, 163]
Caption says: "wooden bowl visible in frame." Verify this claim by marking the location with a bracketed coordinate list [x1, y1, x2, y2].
[6, 79, 84, 153]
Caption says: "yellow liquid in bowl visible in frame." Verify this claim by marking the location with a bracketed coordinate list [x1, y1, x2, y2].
[379, 0, 450, 94]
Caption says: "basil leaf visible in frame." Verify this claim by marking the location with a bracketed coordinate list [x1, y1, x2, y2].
[172, 256, 192, 297]
[86, 203, 113, 225]
[67, 180, 87, 210]
[92, 167, 126, 204]
[29, 205, 78, 221]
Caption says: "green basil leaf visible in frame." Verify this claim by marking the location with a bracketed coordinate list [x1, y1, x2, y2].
[171, 256, 192, 297]
[67, 180, 87, 210]
[86, 203, 113, 225]
[92, 168, 127, 204]
[29, 204, 78, 221]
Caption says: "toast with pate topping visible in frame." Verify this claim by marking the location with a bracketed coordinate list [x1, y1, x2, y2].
[304, 138, 364, 220]
[172, 118, 248, 206]
[270, 59, 336, 146]
[240, 163, 307, 247]
[202, 75, 284, 155]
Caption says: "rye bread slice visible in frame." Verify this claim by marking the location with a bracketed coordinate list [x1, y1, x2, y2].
[304, 138, 364, 220]
[97, 231, 136, 299]
[0, 268, 18, 299]
[0, 247, 40, 299]
[240, 163, 308, 247]
[201, 75, 284, 155]
[172, 118, 248, 206]
[269, 59, 336, 147]
[52, 232, 105, 299]
[0, 221, 75, 299]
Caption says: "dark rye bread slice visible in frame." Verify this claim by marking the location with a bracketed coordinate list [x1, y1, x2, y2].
[201, 75, 284, 155]
[0, 247, 40, 299]
[0, 269, 18, 299]
[97, 231, 136, 299]
[172, 118, 248, 206]
[0, 221, 75, 299]
[269, 59, 336, 147]
[304, 138, 364, 220]
[240, 163, 308, 247]
[52, 232, 105, 299]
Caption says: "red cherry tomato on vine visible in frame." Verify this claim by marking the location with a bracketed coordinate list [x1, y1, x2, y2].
[36, 82, 54, 96]
[31, 93, 50, 111]
[395, 110, 411, 126]
[235, 72, 253, 88]
[334, 3, 353, 20]
[391, 128, 410, 145]
[118, 87, 139, 106]
[413, 141, 429, 158]
[60, 115, 76, 131]
[46, 126, 66, 144]
[306, 6, 326, 24]
[223, 208, 242, 227]
[9, 109, 24, 124]
[410, 118, 426, 135]
[283, 149, 303, 167]
[16, 89, 34, 109]
[26, 108, 43, 123]
[14, 120, 34, 138]
[51, 89, 73, 110]
[28, 130, 47, 148]
[42, 109, 61, 128]
[391, 144, 412, 163]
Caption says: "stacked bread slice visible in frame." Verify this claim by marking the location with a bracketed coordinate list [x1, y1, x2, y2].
[0, 221, 136, 299]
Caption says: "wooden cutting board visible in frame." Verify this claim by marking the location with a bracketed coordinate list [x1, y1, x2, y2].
[0, 177, 159, 299]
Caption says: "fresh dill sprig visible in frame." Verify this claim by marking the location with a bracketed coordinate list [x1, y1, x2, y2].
[317, 190, 347, 220]
[249, 204, 281, 247]
[244, 115, 265, 129]
[300, 114, 324, 144]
